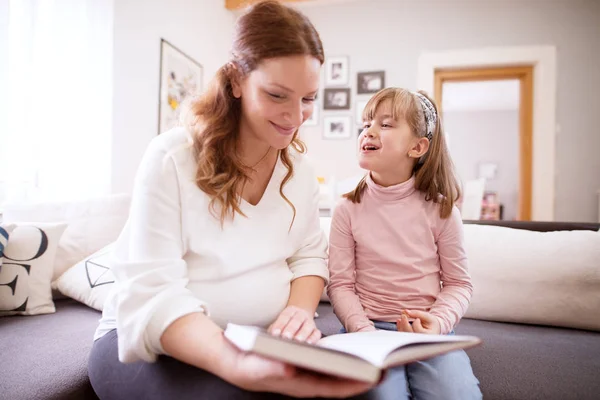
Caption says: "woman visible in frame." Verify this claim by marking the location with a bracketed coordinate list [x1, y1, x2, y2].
[88, 1, 373, 399]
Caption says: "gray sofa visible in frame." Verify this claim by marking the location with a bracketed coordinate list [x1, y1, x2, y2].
[2, 220, 599, 400]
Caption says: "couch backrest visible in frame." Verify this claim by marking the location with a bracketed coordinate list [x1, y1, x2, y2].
[464, 220, 600, 232]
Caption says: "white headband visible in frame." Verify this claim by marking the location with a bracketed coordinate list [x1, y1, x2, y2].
[414, 92, 437, 140]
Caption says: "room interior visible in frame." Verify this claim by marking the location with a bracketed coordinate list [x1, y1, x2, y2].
[1, 0, 599, 223]
[1, 1, 599, 399]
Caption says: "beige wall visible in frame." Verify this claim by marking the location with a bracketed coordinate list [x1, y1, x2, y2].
[297, 0, 600, 222]
[110, 0, 600, 222]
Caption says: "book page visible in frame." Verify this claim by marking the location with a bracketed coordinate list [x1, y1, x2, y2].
[317, 330, 476, 367]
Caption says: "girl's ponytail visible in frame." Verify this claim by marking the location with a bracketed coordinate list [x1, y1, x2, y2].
[413, 91, 461, 219]
[342, 174, 368, 203]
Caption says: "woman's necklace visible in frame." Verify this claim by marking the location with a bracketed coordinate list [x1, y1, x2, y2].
[241, 147, 273, 170]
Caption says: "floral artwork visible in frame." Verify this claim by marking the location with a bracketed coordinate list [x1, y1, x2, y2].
[158, 39, 203, 135]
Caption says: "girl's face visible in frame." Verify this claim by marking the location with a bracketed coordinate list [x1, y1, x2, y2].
[358, 99, 428, 185]
[233, 55, 320, 150]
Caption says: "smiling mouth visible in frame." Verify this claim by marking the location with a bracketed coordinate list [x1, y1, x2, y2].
[271, 122, 296, 136]
[361, 144, 380, 152]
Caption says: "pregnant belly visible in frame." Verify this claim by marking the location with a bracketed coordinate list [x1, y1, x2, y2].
[187, 265, 293, 329]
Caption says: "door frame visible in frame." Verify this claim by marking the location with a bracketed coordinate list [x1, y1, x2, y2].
[434, 66, 533, 221]
[417, 46, 557, 221]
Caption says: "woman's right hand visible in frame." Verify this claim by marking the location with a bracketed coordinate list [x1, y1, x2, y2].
[219, 339, 375, 398]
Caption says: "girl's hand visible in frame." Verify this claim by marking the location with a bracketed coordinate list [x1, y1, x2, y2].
[268, 305, 321, 344]
[221, 336, 374, 398]
[396, 310, 442, 335]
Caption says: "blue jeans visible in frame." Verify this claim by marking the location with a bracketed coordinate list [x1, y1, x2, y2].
[342, 321, 482, 400]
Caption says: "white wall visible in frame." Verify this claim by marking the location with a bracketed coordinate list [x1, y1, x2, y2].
[296, 0, 600, 222]
[111, 0, 234, 193]
[0, 0, 9, 201]
[445, 110, 519, 221]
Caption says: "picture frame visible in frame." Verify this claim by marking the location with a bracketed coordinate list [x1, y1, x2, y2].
[323, 116, 351, 140]
[357, 71, 385, 94]
[303, 100, 319, 126]
[325, 56, 349, 86]
[323, 88, 351, 110]
[158, 39, 203, 135]
[356, 99, 369, 123]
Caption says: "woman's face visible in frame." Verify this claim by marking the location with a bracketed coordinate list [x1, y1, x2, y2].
[233, 55, 321, 150]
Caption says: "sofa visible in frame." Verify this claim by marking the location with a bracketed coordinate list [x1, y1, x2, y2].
[1, 196, 599, 399]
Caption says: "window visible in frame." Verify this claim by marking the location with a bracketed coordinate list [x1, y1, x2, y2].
[0, 0, 114, 207]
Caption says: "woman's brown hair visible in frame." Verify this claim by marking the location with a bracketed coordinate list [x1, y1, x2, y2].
[181, 0, 324, 225]
[344, 88, 461, 219]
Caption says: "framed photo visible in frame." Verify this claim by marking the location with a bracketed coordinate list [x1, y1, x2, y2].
[323, 88, 351, 110]
[357, 71, 385, 94]
[303, 100, 319, 126]
[158, 39, 203, 135]
[325, 56, 349, 86]
[356, 99, 369, 123]
[323, 116, 351, 140]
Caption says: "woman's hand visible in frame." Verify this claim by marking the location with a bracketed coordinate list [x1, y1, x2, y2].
[268, 305, 321, 344]
[220, 339, 375, 398]
[396, 310, 442, 335]
[163, 313, 373, 398]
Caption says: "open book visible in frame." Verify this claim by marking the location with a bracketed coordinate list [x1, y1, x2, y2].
[225, 323, 482, 384]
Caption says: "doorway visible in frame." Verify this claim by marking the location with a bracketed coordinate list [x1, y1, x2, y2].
[434, 66, 534, 221]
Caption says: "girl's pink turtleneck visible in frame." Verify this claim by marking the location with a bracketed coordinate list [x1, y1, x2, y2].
[326, 174, 473, 334]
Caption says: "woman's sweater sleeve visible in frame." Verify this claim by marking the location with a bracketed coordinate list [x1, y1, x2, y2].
[111, 137, 208, 363]
[286, 166, 329, 283]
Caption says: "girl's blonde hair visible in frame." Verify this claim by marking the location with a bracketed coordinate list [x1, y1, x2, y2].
[180, 1, 324, 226]
[344, 88, 461, 219]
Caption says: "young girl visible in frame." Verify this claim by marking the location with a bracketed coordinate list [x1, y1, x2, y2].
[327, 88, 482, 399]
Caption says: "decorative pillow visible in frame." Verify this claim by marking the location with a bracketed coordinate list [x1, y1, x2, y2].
[2, 194, 130, 283]
[53, 243, 115, 311]
[0, 224, 14, 256]
[0, 223, 67, 316]
[0, 224, 15, 270]
[463, 224, 600, 331]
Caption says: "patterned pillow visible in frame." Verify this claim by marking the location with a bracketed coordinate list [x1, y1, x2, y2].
[0, 223, 67, 316]
[0, 225, 15, 269]
[53, 243, 115, 311]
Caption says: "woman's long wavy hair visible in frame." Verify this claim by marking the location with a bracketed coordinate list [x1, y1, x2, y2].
[180, 0, 324, 226]
[344, 88, 461, 219]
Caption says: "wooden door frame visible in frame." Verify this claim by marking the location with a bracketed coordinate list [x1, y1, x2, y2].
[434, 66, 534, 221]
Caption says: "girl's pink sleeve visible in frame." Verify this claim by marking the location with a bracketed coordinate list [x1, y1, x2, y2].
[326, 202, 375, 333]
[429, 207, 474, 334]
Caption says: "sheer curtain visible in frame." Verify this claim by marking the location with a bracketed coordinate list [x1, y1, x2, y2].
[0, 0, 113, 206]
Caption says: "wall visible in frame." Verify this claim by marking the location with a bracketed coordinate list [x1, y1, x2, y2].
[296, 0, 600, 222]
[444, 110, 519, 221]
[0, 0, 9, 203]
[111, 0, 235, 193]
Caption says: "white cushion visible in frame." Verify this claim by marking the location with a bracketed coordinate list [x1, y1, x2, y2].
[2, 194, 130, 283]
[53, 243, 114, 311]
[319, 217, 332, 302]
[463, 224, 600, 331]
[320, 216, 332, 241]
[0, 222, 67, 316]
